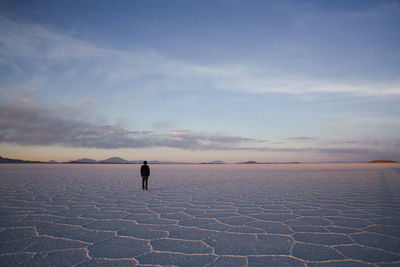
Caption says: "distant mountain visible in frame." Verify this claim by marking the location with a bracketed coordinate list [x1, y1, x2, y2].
[97, 158, 193, 164]
[100, 157, 128, 164]
[66, 157, 193, 164]
[0, 156, 45, 164]
[67, 158, 97, 164]
[201, 160, 226, 164]
[237, 161, 300, 164]
[139, 160, 193, 164]
[368, 160, 397, 163]
[76, 158, 97, 163]
[2, 155, 204, 165]
[238, 161, 259, 164]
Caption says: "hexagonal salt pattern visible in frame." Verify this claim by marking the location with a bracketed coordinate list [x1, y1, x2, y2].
[0, 163, 399, 266]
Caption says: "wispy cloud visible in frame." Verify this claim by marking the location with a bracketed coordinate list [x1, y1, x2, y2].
[228, 146, 374, 156]
[1, 15, 399, 97]
[329, 137, 400, 148]
[286, 136, 317, 141]
[76, 99, 92, 105]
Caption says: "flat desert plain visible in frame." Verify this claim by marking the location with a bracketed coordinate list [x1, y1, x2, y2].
[0, 163, 400, 266]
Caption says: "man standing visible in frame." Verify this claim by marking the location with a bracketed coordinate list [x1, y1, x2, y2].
[140, 161, 150, 191]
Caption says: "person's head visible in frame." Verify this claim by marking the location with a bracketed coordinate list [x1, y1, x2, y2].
[143, 161, 147, 165]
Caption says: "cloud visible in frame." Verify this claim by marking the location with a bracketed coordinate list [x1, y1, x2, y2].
[329, 137, 400, 148]
[0, 93, 254, 150]
[1, 92, 399, 161]
[76, 99, 92, 105]
[1, 15, 399, 97]
[216, 75, 400, 96]
[225, 145, 374, 156]
[286, 136, 316, 141]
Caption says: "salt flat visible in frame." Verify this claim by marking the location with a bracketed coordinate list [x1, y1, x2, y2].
[0, 163, 400, 266]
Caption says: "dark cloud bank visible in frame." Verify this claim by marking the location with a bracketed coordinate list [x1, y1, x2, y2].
[1, 99, 394, 159]
[0, 101, 251, 150]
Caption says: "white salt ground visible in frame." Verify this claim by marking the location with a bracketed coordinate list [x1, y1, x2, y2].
[0, 163, 400, 266]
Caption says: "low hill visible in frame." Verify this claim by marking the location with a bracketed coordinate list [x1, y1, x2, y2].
[237, 161, 300, 164]
[67, 157, 193, 164]
[368, 160, 397, 163]
[72, 158, 97, 163]
[201, 160, 226, 164]
[0, 156, 45, 164]
[99, 157, 128, 164]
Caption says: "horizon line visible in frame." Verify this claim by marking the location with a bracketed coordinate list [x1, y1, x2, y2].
[1, 155, 397, 165]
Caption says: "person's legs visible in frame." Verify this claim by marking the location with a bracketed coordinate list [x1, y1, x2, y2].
[142, 176, 145, 190]
[144, 176, 148, 190]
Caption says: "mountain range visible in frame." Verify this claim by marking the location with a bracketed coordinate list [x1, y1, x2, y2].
[0, 156, 195, 164]
[1, 155, 398, 164]
[368, 160, 398, 163]
[66, 157, 194, 164]
[0, 156, 46, 164]
[0, 156, 228, 164]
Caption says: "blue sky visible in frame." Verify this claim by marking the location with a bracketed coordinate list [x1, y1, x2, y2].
[1, 0, 399, 162]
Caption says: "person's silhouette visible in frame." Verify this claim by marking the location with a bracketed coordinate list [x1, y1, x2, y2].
[140, 161, 150, 191]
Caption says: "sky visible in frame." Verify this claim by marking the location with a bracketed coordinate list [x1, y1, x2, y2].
[1, 0, 400, 163]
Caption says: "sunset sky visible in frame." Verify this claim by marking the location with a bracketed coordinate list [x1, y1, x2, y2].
[1, 0, 400, 163]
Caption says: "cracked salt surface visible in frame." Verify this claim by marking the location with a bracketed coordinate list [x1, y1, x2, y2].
[1, 163, 400, 266]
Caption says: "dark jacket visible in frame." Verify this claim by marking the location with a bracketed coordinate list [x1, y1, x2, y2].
[140, 164, 150, 177]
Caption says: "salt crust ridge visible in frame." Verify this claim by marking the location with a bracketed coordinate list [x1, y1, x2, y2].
[0, 164, 400, 266]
